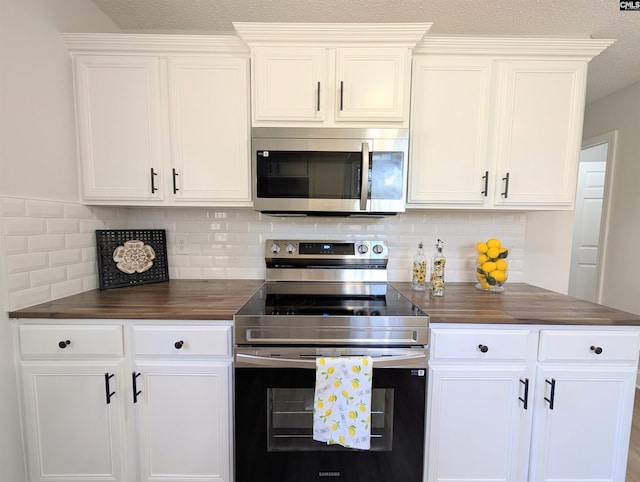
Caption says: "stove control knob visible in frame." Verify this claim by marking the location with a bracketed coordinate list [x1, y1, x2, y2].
[270, 243, 281, 254]
[372, 244, 384, 254]
[286, 243, 296, 254]
[357, 244, 369, 254]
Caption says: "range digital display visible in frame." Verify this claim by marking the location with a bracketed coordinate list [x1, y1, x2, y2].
[299, 242, 354, 255]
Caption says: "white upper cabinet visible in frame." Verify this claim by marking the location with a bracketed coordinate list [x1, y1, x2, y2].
[234, 23, 430, 127]
[74, 55, 164, 202]
[408, 37, 614, 210]
[64, 34, 251, 206]
[167, 56, 250, 203]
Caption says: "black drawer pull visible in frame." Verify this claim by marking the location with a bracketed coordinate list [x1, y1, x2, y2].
[519, 378, 529, 410]
[104, 373, 115, 405]
[58, 340, 71, 349]
[174, 340, 184, 349]
[478, 344, 489, 353]
[590, 345, 603, 355]
[132, 372, 142, 403]
[544, 378, 556, 410]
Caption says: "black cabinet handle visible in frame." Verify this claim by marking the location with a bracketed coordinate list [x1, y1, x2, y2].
[544, 378, 556, 410]
[590, 345, 603, 355]
[481, 171, 489, 197]
[478, 344, 489, 353]
[150, 168, 158, 193]
[172, 168, 179, 194]
[104, 373, 115, 405]
[132, 372, 142, 403]
[174, 340, 184, 349]
[519, 378, 529, 410]
[58, 340, 71, 349]
[340, 81, 344, 111]
[317, 81, 321, 112]
[501, 172, 510, 198]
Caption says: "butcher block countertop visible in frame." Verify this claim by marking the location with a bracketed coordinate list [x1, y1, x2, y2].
[8, 280, 640, 326]
[8, 280, 264, 321]
[393, 282, 640, 326]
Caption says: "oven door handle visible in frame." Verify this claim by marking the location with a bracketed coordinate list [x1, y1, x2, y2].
[235, 352, 427, 369]
[360, 141, 370, 211]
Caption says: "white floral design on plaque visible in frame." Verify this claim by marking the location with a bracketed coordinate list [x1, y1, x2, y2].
[112, 240, 156, 274]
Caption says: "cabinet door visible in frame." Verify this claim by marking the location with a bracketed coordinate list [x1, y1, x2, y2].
[335, 47, 410, 121]
[408, 56, 493, 204]
[252, 47, 328, 122]
[134, 362, 232, 482]
[492, 60, 587, 207]
[168, 56, 250, 203]
[427, 365, 532, 482]
[21, 361, 126, 482]
[74, 55, 164, 201]
[529, 366, 636, 482]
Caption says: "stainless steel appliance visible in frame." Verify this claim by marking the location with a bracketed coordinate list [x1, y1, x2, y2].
[252, 128, 409, 216]
[234, 240, 429, 482]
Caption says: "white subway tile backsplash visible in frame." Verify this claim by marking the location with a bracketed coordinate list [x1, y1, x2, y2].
[4, 217, 46, 236]
[50, 248, 83, 267]
[7, 252, 48, 274]
[46, 218, 80, 235]
[5, 236, 28, 255]
[30, 267, 67, 287]
[3, 197, 527, 311]
[1, 197, 26, 217]
[26, 200, 64, 218]
[28, 234, 66, 252]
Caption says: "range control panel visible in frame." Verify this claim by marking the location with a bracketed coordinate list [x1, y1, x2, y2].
[265, 240, 388, 259]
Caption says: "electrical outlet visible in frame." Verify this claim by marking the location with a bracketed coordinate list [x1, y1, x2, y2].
[176, 234, 188, 254]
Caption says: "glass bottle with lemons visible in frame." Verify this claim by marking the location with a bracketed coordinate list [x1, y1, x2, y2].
[475, 238, 508, 292]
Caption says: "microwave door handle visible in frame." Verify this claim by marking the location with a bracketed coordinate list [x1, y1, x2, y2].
[360, 142, 370, 211]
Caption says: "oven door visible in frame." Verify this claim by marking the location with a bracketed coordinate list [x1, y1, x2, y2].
[234, 347, 426, 482]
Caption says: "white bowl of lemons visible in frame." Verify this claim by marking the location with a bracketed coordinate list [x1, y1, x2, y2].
[475, 238, 508, 292]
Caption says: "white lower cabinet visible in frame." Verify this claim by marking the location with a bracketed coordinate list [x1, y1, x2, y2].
[426, 325, 640, 482]
[16, 321, 233, 482]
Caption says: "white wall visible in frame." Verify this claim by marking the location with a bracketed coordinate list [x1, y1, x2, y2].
[582, 80, 640, 315]
[0, 2, 119, 480]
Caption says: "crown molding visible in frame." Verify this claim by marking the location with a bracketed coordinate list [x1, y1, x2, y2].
[61, 33, 250, 55]
[414, 36, 616, 59]
[233, 22, 432, 48]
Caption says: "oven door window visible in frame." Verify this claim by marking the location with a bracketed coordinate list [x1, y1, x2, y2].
[267, 387, 394, 452]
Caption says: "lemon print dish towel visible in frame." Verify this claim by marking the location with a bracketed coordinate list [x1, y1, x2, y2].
[313, 356, 373, 450]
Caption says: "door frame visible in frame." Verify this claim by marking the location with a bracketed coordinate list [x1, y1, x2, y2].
[575, 130, 618, 304]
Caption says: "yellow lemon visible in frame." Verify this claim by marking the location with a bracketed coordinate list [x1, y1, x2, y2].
[325, 409, 332, 417]
[348, 426, 356, 436]
[491, 270, 507, 283]
[475, 271, 484, 280]
[486, 247, 500, 260]
[349, 410, 358, 419]
[486, 238, 501, 249]
[327, 366, 334, 374]
[479, 278, 491, 289]
[334, 379, 341, 387]
[352, 365, 361, 373]
[476, 242, 488, 254]
[498, 247, 508, 258]
[351, 380, 359, 388]
[342, 390, 349, 398]
[358, 402, 366, 412]
[332, 422, 339, 431]
[339, 435, 345, 444]
[477, 254, 488, 264]
[317, 400, 324, 409]
[328, 394, 337, 402]
[496, 259, 508, 271]
[481, 261, 497, 274]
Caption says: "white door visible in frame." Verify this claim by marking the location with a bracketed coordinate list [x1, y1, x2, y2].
[529, 366, 636, 482]
[167, 56, 251, 203]
[568, 144, 608, 301]
[74, 55, 164, 201]
[21, 362, 126, 482]
[426, 365, 533, 482]
[134, 362, 232, 482]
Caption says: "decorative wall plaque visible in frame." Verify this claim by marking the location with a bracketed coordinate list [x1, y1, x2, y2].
[96, 229, 169, 290]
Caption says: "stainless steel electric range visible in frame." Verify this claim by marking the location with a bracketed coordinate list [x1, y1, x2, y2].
[233, 239, 429, 482]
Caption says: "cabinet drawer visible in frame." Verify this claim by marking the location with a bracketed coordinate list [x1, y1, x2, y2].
[133, 325, 231, 357]
[19, 324, 123, 357]
[430, 328, 533, 361]
[538, 330, 640, 362]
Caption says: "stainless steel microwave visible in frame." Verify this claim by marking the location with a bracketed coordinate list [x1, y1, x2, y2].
[252, 128, 409, 216]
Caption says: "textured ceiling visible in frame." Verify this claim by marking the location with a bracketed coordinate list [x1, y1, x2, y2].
[91, 0, 640, 103]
